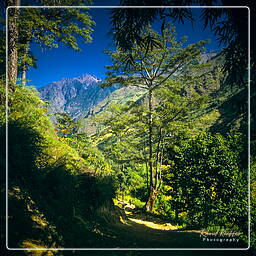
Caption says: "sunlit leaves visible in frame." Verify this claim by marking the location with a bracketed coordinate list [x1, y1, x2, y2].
[164, 131, 247, 227]
[103, 24, 207, 92]
[15, 5, 95, 76]
[18, 7, 95, 51]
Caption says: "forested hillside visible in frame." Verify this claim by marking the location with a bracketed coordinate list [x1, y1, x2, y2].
[0, 1, 254, 256]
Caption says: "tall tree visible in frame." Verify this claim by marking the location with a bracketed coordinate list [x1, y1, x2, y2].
[102, 24, 207, 211]
[110, 1, 250, 89]
[0, 18, 6, 77]
[6, 0, 94, 88]
[17, 4, 94, 85]
[7, 0, 20, 88]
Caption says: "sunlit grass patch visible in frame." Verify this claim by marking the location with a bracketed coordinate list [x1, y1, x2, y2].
[22, 240, 58, 255]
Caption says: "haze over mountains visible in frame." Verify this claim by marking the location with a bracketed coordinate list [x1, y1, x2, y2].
[38, 74, 117, 119]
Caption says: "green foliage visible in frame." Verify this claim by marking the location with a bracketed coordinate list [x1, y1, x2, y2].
[111, 4, 193, 51]
[111, 1, 249, 89]
[96, 76, 208, 209]
[96, 103, 147, 163]
[163, 132, 248, 231]
[153, 80, 209, 133]
[18, 7, 94, 51]
[8, 84, 52, 132]
[103, 23, 207, 90]
[54, 114, 113, 175]
[251, 156, 256, 249]
[102, 23, 210, 211]
[10, 3, 95, 80]
[0, 82, 119, 249]
[54, 112, 80, 138]
[115, 164, 148, 201]
[81, 144, 113, 175]
[128, 164, 148, 201]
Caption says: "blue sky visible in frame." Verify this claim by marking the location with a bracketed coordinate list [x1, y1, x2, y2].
[27, 6, 223, 88]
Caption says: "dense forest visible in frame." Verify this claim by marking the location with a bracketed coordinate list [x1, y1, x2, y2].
[0, 1, 255, 256]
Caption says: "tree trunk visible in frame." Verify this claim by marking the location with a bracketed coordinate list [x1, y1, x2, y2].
[144, 89, 157, 211]
[144, 186, 158, 212]
[155, 127, 162, 188]
[7, 0, 20, 90]
[148, 90, 153, 190]
[158, 147, 163, 189]
[21, 40, 30, 86]
[21, 65, 26, 86]
[145, 161, 149, 190]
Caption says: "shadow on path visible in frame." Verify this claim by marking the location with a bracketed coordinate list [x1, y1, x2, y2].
[109, 206, 248, 250]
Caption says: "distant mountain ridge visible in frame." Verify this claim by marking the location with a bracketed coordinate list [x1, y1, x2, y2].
[38, 74, 117, 119]
[38, 53, 221, 123]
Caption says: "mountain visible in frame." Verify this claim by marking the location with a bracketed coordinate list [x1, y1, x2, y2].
[80, 52, 224, 134]
[38, 74, 117, 119]
[38, 53, 224, 133]
[80, 85, 147, 134]
[84, 86, 146, 118]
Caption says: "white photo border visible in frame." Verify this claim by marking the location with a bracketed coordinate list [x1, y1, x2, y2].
[5, 5, 251, 251]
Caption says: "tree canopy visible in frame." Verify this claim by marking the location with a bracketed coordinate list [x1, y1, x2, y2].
[102, 23, 210, 211]
[110, 1, 250, 89]
[6, 0, 95, 86]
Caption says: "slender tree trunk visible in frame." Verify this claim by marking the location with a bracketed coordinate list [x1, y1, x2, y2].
[21, 40, 30, 86]
[144, 137, 149, 190]
[145, 89, 157, 211]
[158, 146, 163, 189]
[155, 127, 162, 189]
[145, 161, 148, 190]
[7, 0, 20, 90]
[156, 136, 164, 191]
[21, 65, 26, 86]
[121, 163, 125, 202]
[148, 90, 153, 190]
[146, 186, 158, 211]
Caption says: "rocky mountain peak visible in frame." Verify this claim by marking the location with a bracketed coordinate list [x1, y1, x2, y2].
[38, 73, 116, 119]
[75, 74, 101, 85]
[48, 74, 101, 88]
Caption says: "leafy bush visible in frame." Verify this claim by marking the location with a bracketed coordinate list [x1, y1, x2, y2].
[163, 131, 248, 231]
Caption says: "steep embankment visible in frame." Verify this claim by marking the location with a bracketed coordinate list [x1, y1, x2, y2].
[1, 84, 122, 251]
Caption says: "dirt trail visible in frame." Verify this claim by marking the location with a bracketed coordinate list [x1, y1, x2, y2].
[108, 206, 247, 249]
